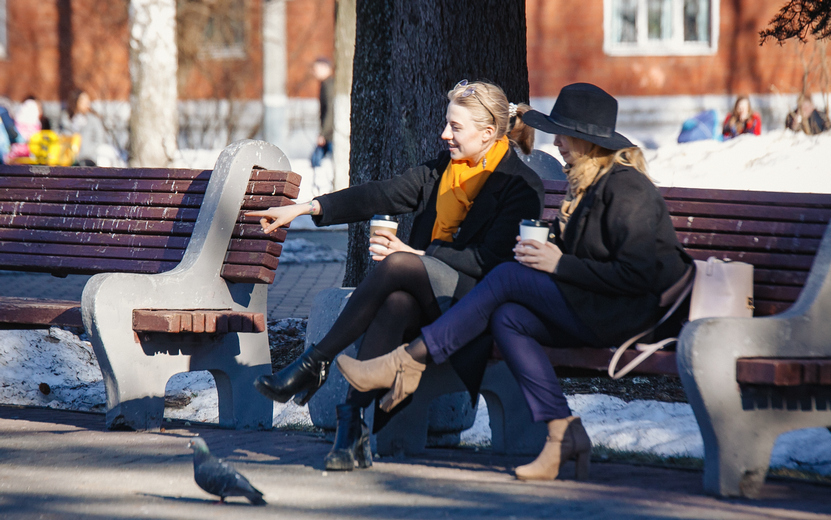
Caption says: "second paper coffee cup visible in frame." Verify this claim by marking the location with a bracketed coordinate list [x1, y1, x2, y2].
[519, 219, 550, 244]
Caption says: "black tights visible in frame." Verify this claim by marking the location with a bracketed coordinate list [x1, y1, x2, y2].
[312, 253, 441, 408]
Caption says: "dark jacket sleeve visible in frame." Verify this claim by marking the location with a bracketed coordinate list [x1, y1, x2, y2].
[554, 171, 661, 296]
[427, 171, 544, 279]
[312, 159, 439, 227]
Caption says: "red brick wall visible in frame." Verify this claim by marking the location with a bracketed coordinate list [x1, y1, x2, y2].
[526, 0, 811, 98]
[0, 1, 815, 104]
[285, 0, 335, 98]
[0, 0, 63, 101]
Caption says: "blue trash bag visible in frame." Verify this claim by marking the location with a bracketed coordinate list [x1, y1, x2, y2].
[677, 109, 723, 143]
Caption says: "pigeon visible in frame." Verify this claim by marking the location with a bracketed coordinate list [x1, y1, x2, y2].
[187, 437, 267, 505]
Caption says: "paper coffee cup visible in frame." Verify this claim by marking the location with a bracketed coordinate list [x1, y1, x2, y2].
[370, 215, 398, 240]
[369, 215, 398, 255]
[519, 219, 550, 244]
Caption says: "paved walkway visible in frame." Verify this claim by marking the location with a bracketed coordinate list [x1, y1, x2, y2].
[1, 405, 829, 520]
[1, 231, 830, 518]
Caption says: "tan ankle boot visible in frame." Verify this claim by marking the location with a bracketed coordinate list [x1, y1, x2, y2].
[336, 345, 426, 411]
[515, 416, 592, 481]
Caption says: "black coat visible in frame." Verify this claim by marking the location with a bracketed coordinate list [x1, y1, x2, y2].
[314, 149, 544, 421]
[553, 164, 691, 346]
[314, 149, 545, 298]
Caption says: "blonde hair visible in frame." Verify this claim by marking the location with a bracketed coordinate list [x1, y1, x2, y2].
[563, 136, 650, 186]
[447, 81, 535, 154]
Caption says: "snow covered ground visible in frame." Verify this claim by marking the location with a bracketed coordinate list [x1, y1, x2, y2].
[3, 133, 831, 476]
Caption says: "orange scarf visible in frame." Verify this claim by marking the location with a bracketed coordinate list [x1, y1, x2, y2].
[431, 136, 510, 242]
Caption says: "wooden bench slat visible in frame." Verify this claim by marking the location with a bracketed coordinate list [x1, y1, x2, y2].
[249, 169, 302, 186]
[670, 216, 829, 238]
[753, 300, 792, 316]
[227, 239, 282, 256]
[247, 181, 300, 198]
[224, 251, 279, 269]
[240, 195, 296, 210]
[0, 228, 190, 249]
[232, 227, 287, 243]
[220, 264, 276, 284]
[545, 180, 831, 209]
[0, 215, 196, 236]
[0, 201, 202, 222]
[753, 285, 804, 302]
[0, 241, 187, 262]
[685, 249, 817, 270]
[0, 253, 180, 274]
[0, 189, 206, 207]
[662, 186, 831, 207]
[0, 296, 83, 327]
[0, 165, 211, 180]
[132, 309, 267, 333]
[534, 347, 679, 376]
[675, 232, 822, 254]
[0, 177, 209, 193]
[753, 268, 809, 287]
[665, 200, 831, 223]
[736, 358, 831, 386]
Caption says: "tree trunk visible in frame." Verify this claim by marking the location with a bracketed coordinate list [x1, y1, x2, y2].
[263, 0, 289, 147]
[344, 0, 529, 287]
[128, 0, 178, 167]
[333, 0, 356, 192]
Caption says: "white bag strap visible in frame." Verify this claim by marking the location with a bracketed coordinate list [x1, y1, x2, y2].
[607, 270, 694, 380]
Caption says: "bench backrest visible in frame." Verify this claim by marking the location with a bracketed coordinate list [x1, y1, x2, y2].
[543, 180, 831, 316]
[0, 165, 300, 284]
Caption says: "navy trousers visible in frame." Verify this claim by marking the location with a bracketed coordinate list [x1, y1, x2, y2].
[421, 262, 597, 422]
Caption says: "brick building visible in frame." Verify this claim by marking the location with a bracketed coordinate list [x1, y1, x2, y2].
[0, 0, 823, 149]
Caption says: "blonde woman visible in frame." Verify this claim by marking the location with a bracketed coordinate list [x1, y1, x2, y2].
[338, 83, 693, 481]
[247, 80, 543, 471]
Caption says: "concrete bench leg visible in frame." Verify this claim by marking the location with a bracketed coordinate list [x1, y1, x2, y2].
[84, 277, 274, 431]
[678, 317, 831, 497]
[480, 361, 547, 456]
[306, 288, 476, 451]
[375, 362, 468, 456]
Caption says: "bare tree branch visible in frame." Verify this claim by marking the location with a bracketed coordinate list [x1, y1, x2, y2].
[760, 0, 831, 44]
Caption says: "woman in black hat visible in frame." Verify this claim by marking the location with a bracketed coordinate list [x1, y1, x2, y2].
[338, 83, 692, 482]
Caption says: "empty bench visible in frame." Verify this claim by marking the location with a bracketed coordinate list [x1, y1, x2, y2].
[0, 139, 299, 431]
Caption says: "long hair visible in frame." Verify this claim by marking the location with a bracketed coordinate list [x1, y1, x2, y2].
[563, 136, 649, 187]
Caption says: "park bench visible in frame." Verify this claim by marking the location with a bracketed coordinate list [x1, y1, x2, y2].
[0, 140, 299, 431]
[307, 177, 831, 498]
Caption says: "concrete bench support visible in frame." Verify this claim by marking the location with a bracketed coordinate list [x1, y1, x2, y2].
[678, 222, 831, 498]
[82, 141, 290, 431]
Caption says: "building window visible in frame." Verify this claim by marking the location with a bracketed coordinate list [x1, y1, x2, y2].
[178, 0, 246, 60]
[0, 0, 7, 60]
[604, 0, 718, 56]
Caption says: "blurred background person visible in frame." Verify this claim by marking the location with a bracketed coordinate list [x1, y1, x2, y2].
[60, 89, 106, 166]
[786, 94, 830, 135]
[310, 57, 334, 171]
[722, 95, 761, 139]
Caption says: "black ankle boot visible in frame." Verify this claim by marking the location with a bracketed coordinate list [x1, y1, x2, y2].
[324, 404, 372, 471]
[254, 346, 330, 405]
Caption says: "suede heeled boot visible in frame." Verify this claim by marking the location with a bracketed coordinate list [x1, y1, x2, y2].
[514, 416, 591, 481]
[324, 404, 372, 471]
[336, 344, 426, 412]
[254, 345, 330, 405]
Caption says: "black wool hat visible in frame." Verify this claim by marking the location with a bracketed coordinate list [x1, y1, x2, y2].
[524, 83, 634, 150]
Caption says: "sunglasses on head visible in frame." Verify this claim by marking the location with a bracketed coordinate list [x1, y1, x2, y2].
[454, 80, 495, 123]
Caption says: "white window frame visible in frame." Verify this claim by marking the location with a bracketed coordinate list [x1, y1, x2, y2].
[603, 0, 719, 56]
[0, 0, 7, 60]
